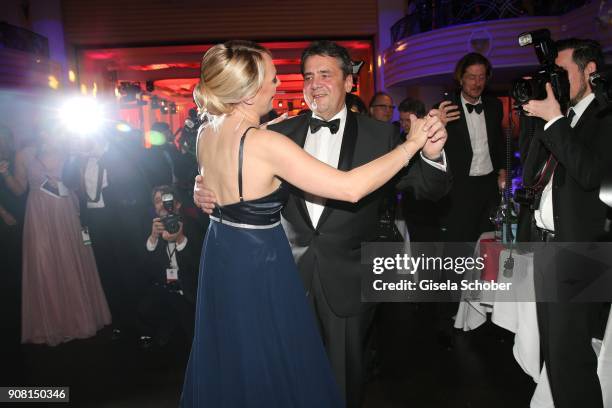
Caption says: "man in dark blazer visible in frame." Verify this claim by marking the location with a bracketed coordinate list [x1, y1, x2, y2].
[519, 38, 612, 408]
[139, 185, 202, 347]
[64, 127, 152, 339]
[195, 41, 450, 407]
[438, 52, 506, 242]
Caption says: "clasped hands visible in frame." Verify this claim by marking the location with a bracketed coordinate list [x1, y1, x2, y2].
[409, 110, 448, 161]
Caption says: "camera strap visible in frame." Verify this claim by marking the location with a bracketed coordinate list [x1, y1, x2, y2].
[166, 243, 177, 266]
[529, 109, 573, 191]
[531, 153, 558, 191]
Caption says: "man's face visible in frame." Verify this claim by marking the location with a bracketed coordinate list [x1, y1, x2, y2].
[302, 54, 353, 120]
[460, 64, 487, 102]
[555, 49, 591, 106]
[399, 111, 414, 133]
[369, 94, 395, 122]
[153, 191, 180, 217]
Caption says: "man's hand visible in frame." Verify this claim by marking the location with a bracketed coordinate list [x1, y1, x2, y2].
[150, 217, 165, 243]
[522, 83, 562, 122]
[421, 111, 448, 160]
[405, 115, 429, 150]
[435, 101, 460, 126]
[259, 112, 288, 130]
[162, 221, 184, 243]
[497, 169, 507, 190]
[193, 175, 217, 215]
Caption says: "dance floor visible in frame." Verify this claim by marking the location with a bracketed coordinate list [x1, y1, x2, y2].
[3, 302, 534, 407]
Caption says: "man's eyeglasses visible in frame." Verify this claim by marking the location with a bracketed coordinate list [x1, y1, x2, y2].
[371, 104, 395, 110]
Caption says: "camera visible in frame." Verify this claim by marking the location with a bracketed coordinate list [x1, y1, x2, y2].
[511, 29, 570, 112]
[160, 193, 181, 234]
[178, 108, 203, 156]
[514, 187, 537, 209]
[590, 68, 612, 106]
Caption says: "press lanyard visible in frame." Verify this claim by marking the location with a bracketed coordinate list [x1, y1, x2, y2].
[166, 243, 177, 267]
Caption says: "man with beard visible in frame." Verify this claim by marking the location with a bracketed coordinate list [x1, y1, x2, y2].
[438, 52, 506, 242]
[520, 38, 612, 408]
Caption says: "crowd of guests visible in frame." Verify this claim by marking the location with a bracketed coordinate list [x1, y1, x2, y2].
[1, 36, 610, 408]
[1, 119, 207, 350]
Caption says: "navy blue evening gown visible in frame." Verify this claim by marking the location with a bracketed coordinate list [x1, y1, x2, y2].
[180, 127, 343, 407]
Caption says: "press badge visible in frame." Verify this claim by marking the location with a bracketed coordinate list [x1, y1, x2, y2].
[166, 268, 179, 282]
[81, 227, 92, 245]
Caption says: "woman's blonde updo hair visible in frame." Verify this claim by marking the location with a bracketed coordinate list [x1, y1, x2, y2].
[194, 40, 271, 116]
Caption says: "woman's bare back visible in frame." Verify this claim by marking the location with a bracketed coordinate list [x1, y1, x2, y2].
[197, 119, 281, 206]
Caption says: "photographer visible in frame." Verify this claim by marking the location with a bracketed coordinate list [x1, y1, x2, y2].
[139, 185, 202, 349]
[519, 38, 612, 408]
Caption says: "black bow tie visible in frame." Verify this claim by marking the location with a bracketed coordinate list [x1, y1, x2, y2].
[309, 117, 341, 134]
[465, 103, 483, 114]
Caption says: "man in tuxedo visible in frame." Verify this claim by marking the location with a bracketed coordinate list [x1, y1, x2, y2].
[519, 38, 612, 408]
[397, 97, 441, 242]
[195, 40, 451, 407]
[398, 97, 426, 137]
[438, 52, 506, 242]
[368, 91, 395, 123]
[64, 128, 152, 340]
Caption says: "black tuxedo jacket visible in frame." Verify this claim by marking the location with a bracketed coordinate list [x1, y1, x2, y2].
[270, 110, 451, 317]
[63, 140, 151, 210]
[443, 93, 505, 180]
[518, 99, 612, 242]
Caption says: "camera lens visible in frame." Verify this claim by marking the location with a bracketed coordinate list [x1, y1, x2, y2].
[511, 78, 535, 104]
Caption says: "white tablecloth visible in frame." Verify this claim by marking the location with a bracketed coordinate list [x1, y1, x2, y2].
[454, 242, 612, 407]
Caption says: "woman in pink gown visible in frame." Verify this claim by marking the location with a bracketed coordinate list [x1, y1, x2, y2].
[7, 131, 111, 346]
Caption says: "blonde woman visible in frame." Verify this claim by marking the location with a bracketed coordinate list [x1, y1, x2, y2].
[181, 40, 446, 407]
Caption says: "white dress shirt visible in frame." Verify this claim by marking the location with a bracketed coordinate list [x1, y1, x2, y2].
[303, 107, 347, 227]
[302, 105, 447, 228]
[461, 94, 494, 176]
[84, 141, 109, 209]
[146, 236, 188, 269]
[535, 92, 595, 231]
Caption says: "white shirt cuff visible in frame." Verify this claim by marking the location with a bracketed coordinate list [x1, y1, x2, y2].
[544, 115, 564, 131]
[176, 236, 188, 251]
[146, 237, 158, 251]
[420, 150, 447, 172]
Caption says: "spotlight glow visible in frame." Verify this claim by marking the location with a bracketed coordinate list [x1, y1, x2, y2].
[48, 75, 59, 90]
[116, 123, 132, 132]
[59, 98, 105, 134]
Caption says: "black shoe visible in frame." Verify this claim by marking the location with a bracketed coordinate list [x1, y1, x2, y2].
[111, 328, 122, 342]
[139, 335, 154, 351]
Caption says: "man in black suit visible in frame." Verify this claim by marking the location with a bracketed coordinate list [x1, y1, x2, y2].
[195, 40, 451, 407]
[139, 185, 202, 348]
[397, 98, 441, 242]
[438, 52, 506, 242]
[64, 127, 152, 339]
[519, 38, 612, 408]
[368, 91, 395, 123]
